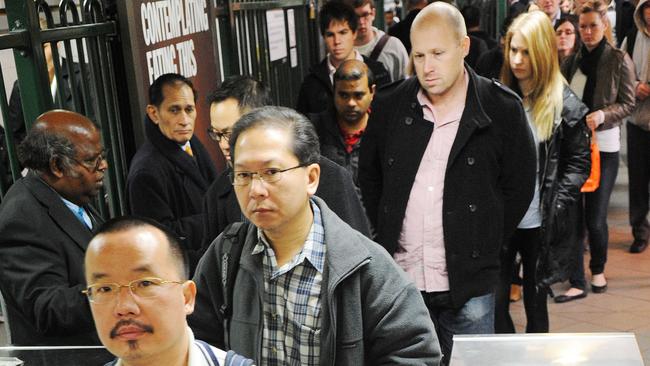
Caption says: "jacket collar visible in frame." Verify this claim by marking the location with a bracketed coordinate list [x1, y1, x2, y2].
[23, 171, 96, 251]
[144, 115, 211, 190]
[238, 196, 371, 285]
[561, 85, 589, 128]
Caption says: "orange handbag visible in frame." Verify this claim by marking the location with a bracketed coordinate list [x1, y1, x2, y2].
[581, 127, 600, 193]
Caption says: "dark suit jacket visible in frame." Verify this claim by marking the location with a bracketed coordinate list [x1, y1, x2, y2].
[127, 116, 218, 255]
[201, 156, 371, 250]
[0, 172, 102, 345]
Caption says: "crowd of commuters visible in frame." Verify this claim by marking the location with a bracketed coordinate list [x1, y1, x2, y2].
[0, 0, 648, 365]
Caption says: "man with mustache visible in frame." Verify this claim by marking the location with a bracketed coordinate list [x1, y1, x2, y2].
[126, 73, 217, 271]
[84, 216, 254, 366]
[308, 59, 374, 189]
[0, 110, 106, 345]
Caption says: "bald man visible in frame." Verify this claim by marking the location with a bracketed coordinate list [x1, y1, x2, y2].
[359, 3, 535, 363]
[309, 59, 375, 187]
[0, 109, 107, 345]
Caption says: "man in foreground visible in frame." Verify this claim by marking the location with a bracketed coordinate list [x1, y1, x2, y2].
[84, 216, 254, 366]
[191, 106, 441, 365]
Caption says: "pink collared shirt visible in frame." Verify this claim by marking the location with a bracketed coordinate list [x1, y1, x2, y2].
[393, 73, 468, 293]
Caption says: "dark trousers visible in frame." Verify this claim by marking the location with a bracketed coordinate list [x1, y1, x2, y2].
[570, 151, 619, 289]
[495, 227, 549, 333]
[627, 122, 650, 242]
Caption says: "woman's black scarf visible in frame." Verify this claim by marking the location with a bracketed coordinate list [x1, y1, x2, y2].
[578, 38, 607, 110]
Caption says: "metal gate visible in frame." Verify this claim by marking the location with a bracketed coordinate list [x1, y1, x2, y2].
[0, 0, 127, 217]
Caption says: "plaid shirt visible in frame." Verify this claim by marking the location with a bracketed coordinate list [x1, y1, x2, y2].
[252, 201, 326, 366]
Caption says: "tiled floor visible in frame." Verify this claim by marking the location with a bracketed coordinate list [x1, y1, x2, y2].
[510, 159, 650, 365]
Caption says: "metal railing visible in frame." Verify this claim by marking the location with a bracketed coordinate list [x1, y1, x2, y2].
[0, 0, 127, 217]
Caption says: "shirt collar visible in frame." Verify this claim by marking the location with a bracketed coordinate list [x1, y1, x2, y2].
[180, 140, 192, 151]
[327, 50, 364, 82]
[252, 199, 326, 274]
[416, 69, 468, 126]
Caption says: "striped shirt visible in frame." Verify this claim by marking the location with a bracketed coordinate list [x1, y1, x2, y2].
[252, 201, 325, 366]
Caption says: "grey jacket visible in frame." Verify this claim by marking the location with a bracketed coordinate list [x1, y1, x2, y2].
[561, 41, 636, 131]
[621, 0, 650, 129]
[189, 197, 441, 366]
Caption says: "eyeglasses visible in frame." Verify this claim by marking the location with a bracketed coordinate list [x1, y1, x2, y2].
[229, 164, 308, 186]
[556, 30, 575, 36]
[82, 277, 183, 304]
[71, 148, 109, 173]
[207, 127, 232, 142]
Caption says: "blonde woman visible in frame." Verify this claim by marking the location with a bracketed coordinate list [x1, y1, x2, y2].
[558, 0, 635, 302]
[495, 11, 591, 333]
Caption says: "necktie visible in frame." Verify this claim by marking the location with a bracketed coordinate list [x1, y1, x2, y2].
[76, 207, 91, 229]
[184, 144, 194, 157]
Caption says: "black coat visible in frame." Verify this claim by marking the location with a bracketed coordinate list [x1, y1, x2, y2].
[359, 67, 536, 308]
[537, 86, 591, 287]
[127, 116, 218, 255]
[0, 172, 102, 345]
[295, 55, 391, 116]
[388, 9, 420, 53]
[201, 156, 371, 248]
[308, 108, 361, 186]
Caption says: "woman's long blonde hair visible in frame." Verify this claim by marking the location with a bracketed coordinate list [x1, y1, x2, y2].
[501, 11, 564, 142]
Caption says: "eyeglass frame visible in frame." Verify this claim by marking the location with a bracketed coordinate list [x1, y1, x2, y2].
[207, 127, 232, 142]
[70, 148, 109, 173]
[82, 276, 184, 304]
[229, 163, 309, 186]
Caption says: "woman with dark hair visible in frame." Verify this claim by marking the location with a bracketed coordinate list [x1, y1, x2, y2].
[495, 10, 591, 332]
[555, 15, 582, 62]
[555, 0, 636, 303]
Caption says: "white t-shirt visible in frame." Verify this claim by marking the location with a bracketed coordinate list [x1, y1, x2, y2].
[569, 68, 620, 152]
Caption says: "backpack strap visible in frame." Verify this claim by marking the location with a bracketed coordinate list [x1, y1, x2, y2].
[218, 221, 249, 349]
[369, 33, 390, 61]
[195, 339, 222, 365]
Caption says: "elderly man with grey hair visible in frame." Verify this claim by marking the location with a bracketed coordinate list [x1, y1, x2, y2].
[190, 106, 441, 365]
[0, 109, 107, 345]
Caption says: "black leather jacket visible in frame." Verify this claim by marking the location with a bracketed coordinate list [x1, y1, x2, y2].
[537, 86, 591, 287]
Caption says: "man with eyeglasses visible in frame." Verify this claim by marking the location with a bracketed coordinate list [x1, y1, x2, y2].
[347, 0, 408, 82]
[0, 109, 106, 345]
[200, 76, 369, 249]
[190, 106, 441, 365]
[127, 73, 218, 273]
[83, 216, 254, 366]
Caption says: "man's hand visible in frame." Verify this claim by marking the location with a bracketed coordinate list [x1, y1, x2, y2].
[585, 110, 604, 130]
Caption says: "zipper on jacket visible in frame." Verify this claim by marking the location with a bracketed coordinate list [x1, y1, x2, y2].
[326, 257, 371, 365]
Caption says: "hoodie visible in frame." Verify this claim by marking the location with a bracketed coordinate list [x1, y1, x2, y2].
[622, 0, 650, 128]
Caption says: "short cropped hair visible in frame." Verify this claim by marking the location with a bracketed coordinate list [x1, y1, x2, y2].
[334, 61, 376, 89]
[148, 73, 197, 107]
[93, 216, 189, 280]
[319, 1, 359, 36]
[207, 76, 272, 113]
[229, 106, 320, 166]
[18, 127, 76, 173]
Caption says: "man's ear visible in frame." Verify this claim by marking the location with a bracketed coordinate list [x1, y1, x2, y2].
[370, 84, 376, 96]
[183, 280, 197, 315]
[461, 35, 470, 58]
[49, 157, 66, 178]
[146, 105, 160, 125]
[306, 163, 320, 196]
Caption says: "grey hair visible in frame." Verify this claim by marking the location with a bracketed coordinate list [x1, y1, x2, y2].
[18, 127, 78, 175]
[229, 106, 320, 165]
